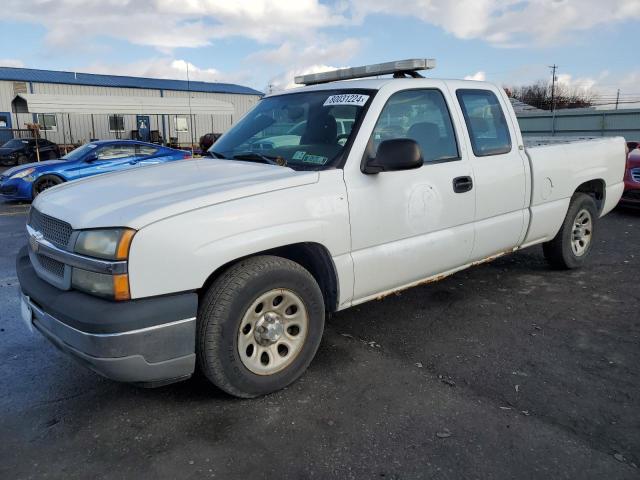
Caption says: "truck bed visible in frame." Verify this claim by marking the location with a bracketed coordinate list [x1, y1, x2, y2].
[521, 135, 626, 246]
[524, 136, 601, 147]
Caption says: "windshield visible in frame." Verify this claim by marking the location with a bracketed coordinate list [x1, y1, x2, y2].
[2, 139, 29, 149]
[61, 143, 98, 161]
[211, 89, 374, 170]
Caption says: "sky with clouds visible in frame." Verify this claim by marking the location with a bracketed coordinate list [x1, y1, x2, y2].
[1, 0, 639, 105]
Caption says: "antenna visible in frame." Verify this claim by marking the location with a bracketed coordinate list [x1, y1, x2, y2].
[186, 62, 194, 157]
[549, 64, 558, 112]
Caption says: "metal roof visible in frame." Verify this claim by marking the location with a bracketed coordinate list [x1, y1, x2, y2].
[0, 66, 263, 96]
[12, 93, 235, 115]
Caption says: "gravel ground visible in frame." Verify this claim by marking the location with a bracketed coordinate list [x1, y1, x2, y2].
[0, 200, 638, 480]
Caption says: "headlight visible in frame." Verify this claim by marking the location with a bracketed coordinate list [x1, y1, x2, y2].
[72, 228, 136, 301]
[74, 228, 136, 260]
[10, 168, 35, 179]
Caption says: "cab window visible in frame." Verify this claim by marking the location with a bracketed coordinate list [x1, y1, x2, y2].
[371, 89, 459, 163]
[456, 89, 512, 156]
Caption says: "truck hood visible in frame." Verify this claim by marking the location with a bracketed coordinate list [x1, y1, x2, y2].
[33, 159, 319, 229]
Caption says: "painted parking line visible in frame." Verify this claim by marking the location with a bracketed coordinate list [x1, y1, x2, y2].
[0, 212, 29, 217]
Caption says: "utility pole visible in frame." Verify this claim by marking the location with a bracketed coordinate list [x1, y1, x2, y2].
[615, 89, 620, 110]
[549, 64, 558, 112]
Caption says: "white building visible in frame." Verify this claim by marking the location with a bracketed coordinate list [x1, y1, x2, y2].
[0, 67, 262, 147]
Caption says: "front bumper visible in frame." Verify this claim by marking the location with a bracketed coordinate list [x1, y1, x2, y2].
[16, 246, 198, 386]
[621, 184, 640, 206]
[0, 177, 32, 201]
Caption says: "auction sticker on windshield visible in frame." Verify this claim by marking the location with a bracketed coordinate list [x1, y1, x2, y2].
[323, 94, 369, 107]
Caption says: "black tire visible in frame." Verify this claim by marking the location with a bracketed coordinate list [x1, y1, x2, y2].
[17, 155, 29, 165]
[197, 255, 325, 398]
[543, 193, 598, 269]
[32, 175, 64, 198]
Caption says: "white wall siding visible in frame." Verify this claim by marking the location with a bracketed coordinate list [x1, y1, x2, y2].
[0, 81, 22, 132]
[0, 80, 261, 147]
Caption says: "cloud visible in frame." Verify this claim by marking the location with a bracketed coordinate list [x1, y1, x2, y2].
[81, 57, 251, 85]
[464, 71, 486, 81]
[248, 38, 361, 68]
[4, 0, 346, 51]
[0, 59, 25, 68]
[266, 64, 344, 92]
[348, 0, 640, 47]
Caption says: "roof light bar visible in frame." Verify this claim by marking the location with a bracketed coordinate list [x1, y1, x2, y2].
[294, 59, 436, 86]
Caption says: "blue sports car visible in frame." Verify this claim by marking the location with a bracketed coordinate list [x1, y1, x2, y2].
[0, 140, 191, 201]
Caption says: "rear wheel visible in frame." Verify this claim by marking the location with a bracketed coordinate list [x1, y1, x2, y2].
[197, 255, 325, 398]
[543, 193, 598, 269]
[32, 175, 63, 198]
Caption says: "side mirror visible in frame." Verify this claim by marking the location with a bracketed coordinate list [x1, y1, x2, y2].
[85, 153, 98, 162]
[363, 138, 423, 174]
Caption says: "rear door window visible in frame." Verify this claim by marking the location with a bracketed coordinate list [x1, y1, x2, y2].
[456, 89, 512, 156]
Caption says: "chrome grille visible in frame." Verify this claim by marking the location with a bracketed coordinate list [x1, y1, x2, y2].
[36, 253, 65, 278]
[28, 208, 73, 247]
[631, 168, 640, 183]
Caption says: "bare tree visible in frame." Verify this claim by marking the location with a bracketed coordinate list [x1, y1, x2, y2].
[505, 81, 597, 110]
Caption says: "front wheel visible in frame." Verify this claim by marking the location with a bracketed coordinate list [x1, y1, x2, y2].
[197, 255, 325, 398]
[543, 193, 598, 269]
[32, 175, 63, 198]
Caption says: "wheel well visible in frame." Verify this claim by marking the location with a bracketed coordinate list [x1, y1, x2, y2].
[200, 242, 340, 313]
[575, 179, 605, 214]
[32, 174, 65, 196]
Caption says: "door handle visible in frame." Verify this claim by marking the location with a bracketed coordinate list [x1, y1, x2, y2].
[453, 176, 473, 193]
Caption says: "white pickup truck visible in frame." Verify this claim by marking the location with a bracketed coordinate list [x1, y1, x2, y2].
[17, 60, 626, 398]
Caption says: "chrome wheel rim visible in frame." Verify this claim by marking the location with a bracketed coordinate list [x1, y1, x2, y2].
[237, 289, 308, 376]
[571, 208, 593, 257]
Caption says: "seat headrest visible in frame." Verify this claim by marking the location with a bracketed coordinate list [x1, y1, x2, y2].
[300, 113, 337, 145]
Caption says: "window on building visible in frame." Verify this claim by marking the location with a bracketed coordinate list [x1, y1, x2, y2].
[37, 114, 57, 131]
[109, 115, 125, 132]
[175, 116, 189, 132]
[456, 89, 512, 157]
[371, 89, 459, 163]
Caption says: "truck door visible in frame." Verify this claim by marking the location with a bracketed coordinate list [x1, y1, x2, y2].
[345, 87, 476, 302]
[450, 86, 528, 260]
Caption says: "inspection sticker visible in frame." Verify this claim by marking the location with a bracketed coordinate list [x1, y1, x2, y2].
[292, 150, 306, 161]
[302, 154, 329, 165]
[323, 94, 369, 107]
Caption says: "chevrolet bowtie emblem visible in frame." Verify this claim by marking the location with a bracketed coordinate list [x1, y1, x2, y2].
[29, 230, 44, 253]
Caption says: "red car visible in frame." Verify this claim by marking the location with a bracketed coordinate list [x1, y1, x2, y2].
[621, 142, 640, 206]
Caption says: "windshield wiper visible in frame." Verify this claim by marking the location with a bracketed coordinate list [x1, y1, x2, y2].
[232, 152, 285, 166]
[208, 150, 226, 159]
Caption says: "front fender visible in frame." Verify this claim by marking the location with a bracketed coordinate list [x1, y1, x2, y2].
[127, 170, 352, 300]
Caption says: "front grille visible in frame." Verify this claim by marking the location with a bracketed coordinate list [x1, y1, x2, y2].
[29, 208, 73, 247]
[631, 168, 640, 183]
[622, 189, 640, 201]
[1, 184, 17, 195]
[36, 253, 65, 278]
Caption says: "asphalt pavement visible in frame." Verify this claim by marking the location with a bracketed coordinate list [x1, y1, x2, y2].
[0, 199, 638, 479]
